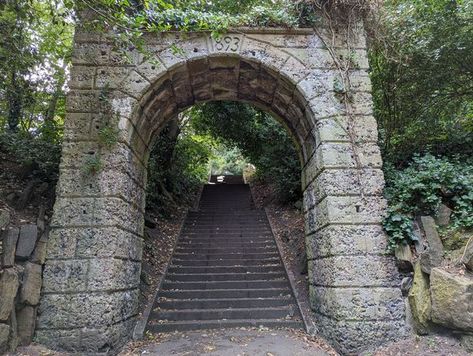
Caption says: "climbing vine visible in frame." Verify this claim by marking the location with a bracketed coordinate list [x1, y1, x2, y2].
[299, 1, 381, 201]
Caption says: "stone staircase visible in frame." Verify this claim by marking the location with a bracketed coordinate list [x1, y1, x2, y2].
[146, 176, 302, 332]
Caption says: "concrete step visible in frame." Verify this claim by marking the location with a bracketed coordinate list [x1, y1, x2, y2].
[156, 297, 293, 310]
[145, 181, 301, 335]
[162, 280, 289, 290]
[171, 258, 280, 266]
[158, 288, 292, 299]
[173, 252, 280, 260]
[165, 272, 286, 282]
[175, 247, 278, 254]
[147, 319, 303, 332]
[167, 265, 285, 274]
[151, 306, 295, 321]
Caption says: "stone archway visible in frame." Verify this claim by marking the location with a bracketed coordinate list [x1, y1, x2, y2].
[37, 27, 405, 354]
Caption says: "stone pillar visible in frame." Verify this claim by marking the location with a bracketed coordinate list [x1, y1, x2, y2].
[301, 45, 406, 353]
[36, 32, 146, 352]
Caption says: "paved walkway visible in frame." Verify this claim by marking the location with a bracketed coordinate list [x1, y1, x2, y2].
[123, 328, 331, 356]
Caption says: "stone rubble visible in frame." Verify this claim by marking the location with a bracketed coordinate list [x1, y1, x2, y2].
[0, 211, 48, 353]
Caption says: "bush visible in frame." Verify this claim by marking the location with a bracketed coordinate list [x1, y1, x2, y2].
[383, 154, 473, 250]
[0, 132, 61, 181]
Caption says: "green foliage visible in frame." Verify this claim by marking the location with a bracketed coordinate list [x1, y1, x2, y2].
[383, 154, 473, 250]
[98, 125, 119, 148]
[190, 102, 301, 202]
[146, 121, 212, 215]
[209, 144, 248, 176]
[82, 154, 102, 175]
[0, 132, 61, 180]
[370, 0, 473, 163]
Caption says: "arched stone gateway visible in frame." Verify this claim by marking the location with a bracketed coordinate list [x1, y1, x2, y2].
[37, 26, 406, 354]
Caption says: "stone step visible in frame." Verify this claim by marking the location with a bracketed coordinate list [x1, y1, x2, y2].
[156, 297, 293, 310]
[158, 288, 292, 299]
[165, 272, 286, 282]
[175, 247, 278, 254]
[151, 306, 295, 321]
[171, 258, 280, 266]
[173, 252, 280, 260]
[167, 265, 285, 274]
[162, 280, 289, 290]
[147, 319, 302, 332]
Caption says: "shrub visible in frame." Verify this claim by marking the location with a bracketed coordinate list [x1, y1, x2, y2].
[383, 154, 473, 250]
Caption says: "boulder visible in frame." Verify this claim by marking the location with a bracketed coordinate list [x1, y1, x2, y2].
[20, 262, 42, 306]
[16, 306, 36, 345]
[16, 224, 38, 260]
[419, 216, 444, 274]
[0, 323, 10, 353]
[408, 262, 431, 335]
[435, 203, 452, 227]
[430, 267, 473, 332]
[0, 268, 20, 321]
[1, 228, 19, 267]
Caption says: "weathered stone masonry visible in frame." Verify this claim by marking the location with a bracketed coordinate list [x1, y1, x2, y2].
[38, 26, 406, 354]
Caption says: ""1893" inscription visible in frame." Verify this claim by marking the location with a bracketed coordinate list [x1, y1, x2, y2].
[213, 36, 241, 52]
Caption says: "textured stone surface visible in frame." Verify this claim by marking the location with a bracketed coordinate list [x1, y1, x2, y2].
[1, 228, 19, 267]
[435, 203, 452, 227]
[461, 239, 473, 271]
[0, 323, 10, 353]
[419, 216, 444, 274]
[20, 262, 42, 306]
[430, 267, 473, 332]
[16, 225, 38, 260]
[16, 306, 36, 345]
[0, 268, 19, 321]
[460, 333, 473, 353]
[0, 209, 10, 229]
[408, 262, 431, 334]
[40, 28, 404, 354]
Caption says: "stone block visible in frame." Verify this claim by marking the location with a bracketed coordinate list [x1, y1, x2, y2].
[0, 323, 10, 353]
[1, 227, 19, 267]
[16, 224, 38, 260]
[419, 216, 444, 274]
[51, 197, 144, 237]
[0, 209, 10, 230]
[47, 226, 142, 261]
[35, 317, 135, 353]
[0, 268, 19, 321]
[308, 255, 400, 287]
[314, 115, 379, 144]
[310, 286, 404, 321]
[461, 238, 473, 271]
[87, 258, 141, 291]
[20, 262, 42, 305]
[16, 305, 36, 345]
[304, 168, 385, 204]
[31, 230, 49, 265]
[435, 203, 452, 227]
[37, 289, 139, 329]
[306, 224, 389, 259]
[68, 65, 95, 89]
[42, 259, 88, 293]
[430, 267, 473, 332]
[315, 313, 406, 355]
[307, 195, 386, 233]
[408, 262, 432, 334]
[56, 167, 145, 209]
[460, 333, 473, 353]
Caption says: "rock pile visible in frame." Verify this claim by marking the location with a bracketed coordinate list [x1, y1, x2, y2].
[0, 210, 48, 353]
[401, 214, 473, 352]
